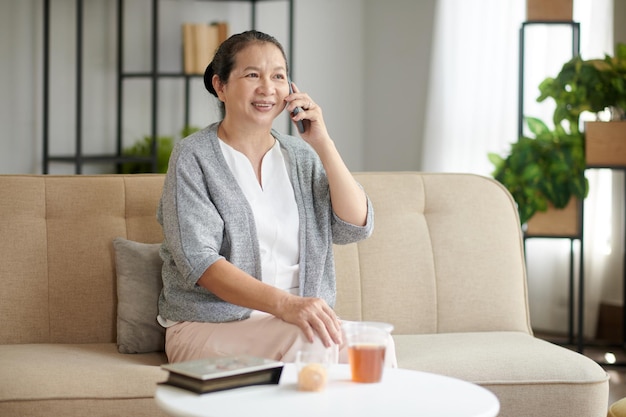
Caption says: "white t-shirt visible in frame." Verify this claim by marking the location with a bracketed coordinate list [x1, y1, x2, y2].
[218, 138, 301, 294]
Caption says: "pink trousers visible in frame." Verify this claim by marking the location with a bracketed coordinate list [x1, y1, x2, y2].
[164, 313, 397, 367]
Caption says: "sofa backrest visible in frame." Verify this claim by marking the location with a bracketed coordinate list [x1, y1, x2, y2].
[334, 172, 532, 335]
[0, 172, 531, 345]
[0, 175, 164, 345]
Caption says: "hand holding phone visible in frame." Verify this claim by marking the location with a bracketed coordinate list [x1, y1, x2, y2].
[288, 79, 306, 133]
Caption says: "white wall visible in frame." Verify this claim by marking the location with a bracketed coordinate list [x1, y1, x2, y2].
[1, 1, 45, 173]
[293, 0, 366, 171]
[615, 0, 626, 44]
[0, 0, 432, 174]
[363, 0, 436, 171]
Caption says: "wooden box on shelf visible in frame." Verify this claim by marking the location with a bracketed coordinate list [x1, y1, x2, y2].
[526, 0, 573, 21]
[585, 121, 626, 167]
[525, 198, 580, 237]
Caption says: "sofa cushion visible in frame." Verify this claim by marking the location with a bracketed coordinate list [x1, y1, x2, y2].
[0, 343, 169, 416]
[393, 331, 609, 416]
[0, 343, 167, 402]
[113, 237, 165, 353]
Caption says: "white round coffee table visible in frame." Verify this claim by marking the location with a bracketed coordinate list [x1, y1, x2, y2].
[155, 364, 499, 417]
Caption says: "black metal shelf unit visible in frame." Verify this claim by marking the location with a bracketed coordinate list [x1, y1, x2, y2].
[518, 21, 580, 137]
[42, 0, 295, 174]
[518, 21, 584, 353]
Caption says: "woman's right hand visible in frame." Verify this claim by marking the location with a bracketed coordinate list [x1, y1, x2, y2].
[198, 260, 343, 347]
[277, 295, 343, 348]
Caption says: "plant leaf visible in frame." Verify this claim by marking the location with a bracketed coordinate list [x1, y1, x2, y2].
[525, 117, 550, 136]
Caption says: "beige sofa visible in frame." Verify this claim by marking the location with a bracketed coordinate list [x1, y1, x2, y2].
[0, 173, 608, 417]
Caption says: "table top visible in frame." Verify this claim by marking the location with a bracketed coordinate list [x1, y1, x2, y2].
[155, 364, 500, 417]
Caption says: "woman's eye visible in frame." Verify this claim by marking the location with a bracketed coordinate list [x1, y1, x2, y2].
[246, 73, 259, 78]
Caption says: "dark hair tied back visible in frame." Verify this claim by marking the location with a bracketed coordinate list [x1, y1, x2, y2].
[203, 30, 288, 99]
[203, 62, 216, 96]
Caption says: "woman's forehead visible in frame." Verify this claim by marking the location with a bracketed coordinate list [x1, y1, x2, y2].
[232, 42, 287, 71]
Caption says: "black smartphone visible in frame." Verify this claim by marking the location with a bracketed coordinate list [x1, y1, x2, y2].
[288, 79, 306, 133]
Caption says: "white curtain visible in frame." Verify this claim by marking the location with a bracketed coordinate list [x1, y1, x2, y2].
[422, 0, 620, 339]
[575, 0, 623, 340]
[421, 0, 524, 175]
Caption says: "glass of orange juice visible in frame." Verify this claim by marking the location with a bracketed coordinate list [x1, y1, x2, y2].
[342, 322, 392, 383]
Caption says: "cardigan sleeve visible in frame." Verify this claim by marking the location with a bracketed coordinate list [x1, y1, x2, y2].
[159, 142, 226, 287]
[331, 193, 374, 245]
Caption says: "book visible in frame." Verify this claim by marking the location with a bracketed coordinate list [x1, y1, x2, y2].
[193, 23, 219, 74]
[181, 21, 229, 75]
[212, 21, 229, 45]
[160, 355, 284, 394]
[182, 23, 197, 75]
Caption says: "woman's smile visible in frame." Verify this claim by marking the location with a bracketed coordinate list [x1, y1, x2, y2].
[252, 101, 276, 111]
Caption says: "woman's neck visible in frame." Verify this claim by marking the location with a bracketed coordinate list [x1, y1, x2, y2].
[218, 119, 274, 156]
[218, 119, 276, 184]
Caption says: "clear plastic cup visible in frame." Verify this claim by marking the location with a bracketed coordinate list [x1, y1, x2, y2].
[295, 345, 336, 391]
[342, 321, 392, 383]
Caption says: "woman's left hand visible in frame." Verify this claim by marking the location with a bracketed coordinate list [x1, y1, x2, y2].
[285, 82, 331, 149]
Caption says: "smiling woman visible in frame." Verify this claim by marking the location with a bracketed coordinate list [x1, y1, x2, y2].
[156, 30, 395, 367]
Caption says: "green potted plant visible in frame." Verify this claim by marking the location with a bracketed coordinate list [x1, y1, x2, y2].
[489, 43, 626, 227]
[537, 42, 626, 124]
[489, 117, 587, 226]
[539, 42, 626, 167]
[121, 126, 200, 174]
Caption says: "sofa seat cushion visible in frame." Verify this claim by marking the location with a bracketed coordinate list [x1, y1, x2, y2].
[0, 343, 168, 402]
[394, 331, 609, 416]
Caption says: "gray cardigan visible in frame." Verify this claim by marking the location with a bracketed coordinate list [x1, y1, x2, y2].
[157, 122, 374, 323]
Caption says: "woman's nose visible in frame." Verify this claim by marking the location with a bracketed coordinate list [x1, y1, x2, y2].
[257, 77, 275, 94]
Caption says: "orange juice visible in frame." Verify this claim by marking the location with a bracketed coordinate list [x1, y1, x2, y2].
[348, 344, 385, 383]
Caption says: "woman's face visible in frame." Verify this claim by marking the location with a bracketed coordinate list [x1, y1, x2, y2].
[214, 42, 289, 128]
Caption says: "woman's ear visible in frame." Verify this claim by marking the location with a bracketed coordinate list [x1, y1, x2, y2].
[212, 75, 225, 102]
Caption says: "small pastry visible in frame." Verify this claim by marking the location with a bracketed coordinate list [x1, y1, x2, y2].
[297, 364, 328, 392]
